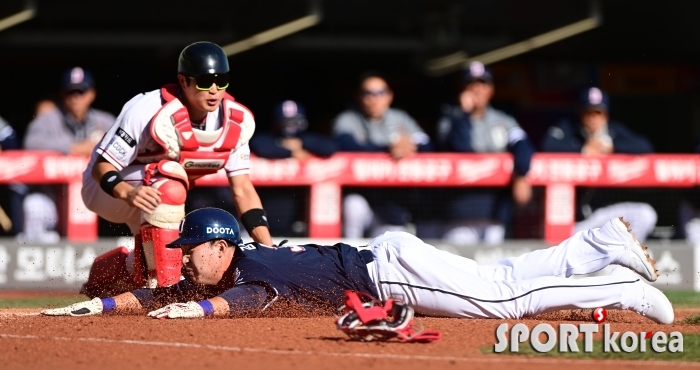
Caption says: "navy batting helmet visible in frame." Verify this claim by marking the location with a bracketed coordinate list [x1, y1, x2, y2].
[166, 208, 243, 248]
[273, 100, 309, 137]
[178, 42, 229, 76]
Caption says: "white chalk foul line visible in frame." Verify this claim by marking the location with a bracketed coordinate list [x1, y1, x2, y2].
[0, 313, 40, 318]
[0, 333, 699, 367]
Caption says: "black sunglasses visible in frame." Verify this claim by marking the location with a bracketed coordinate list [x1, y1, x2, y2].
[187, 73, 230, 91]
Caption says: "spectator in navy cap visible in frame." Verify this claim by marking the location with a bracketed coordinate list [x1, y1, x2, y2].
[249, 100, 337, 160]
[541, 87, 657, 241]
[20, 67, 115, 242]
[24, 66, 114, 155]
[542, 87, 653, 155]
[434, 61, 535, 245]
[228, 100, 337, 237]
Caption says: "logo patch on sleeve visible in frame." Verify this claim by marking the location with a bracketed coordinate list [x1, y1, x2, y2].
[115, 128, 136, 147]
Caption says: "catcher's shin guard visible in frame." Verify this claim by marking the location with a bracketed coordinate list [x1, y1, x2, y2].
[80, 246, 132, 298]
[138, 160, 188, 288]
[132, 233, 147, 287]
[140, 225, 182, 287]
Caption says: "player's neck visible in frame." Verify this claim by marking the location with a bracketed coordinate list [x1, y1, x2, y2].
[180, 94, 209, 122]
[216, 250, 237, 285]
[471, 105, 486, 119]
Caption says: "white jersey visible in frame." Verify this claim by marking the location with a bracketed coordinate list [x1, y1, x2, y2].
[90, 88, 250, 178]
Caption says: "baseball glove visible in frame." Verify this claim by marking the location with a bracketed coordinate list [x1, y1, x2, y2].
[335, 290, 441, 343]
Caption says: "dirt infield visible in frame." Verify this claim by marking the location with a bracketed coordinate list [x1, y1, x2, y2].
[1, 308, 699, 370]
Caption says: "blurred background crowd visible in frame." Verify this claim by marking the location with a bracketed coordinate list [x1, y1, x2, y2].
[2, 0, 700, 245]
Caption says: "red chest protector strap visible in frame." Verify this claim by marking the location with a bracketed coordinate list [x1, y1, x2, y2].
[160, 84, 243, 152]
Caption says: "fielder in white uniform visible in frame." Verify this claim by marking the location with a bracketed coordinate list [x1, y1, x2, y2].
[80, 42, 273, 296]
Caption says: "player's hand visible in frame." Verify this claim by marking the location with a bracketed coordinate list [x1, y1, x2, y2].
[512, 175, 532, 206]
[121, 185, 162, 214]
[148, 302, 204, 319]
[41, 298, 104, 317]
[582, 138, 613, 156]
[280, 137, 303, 152]
[281, 138, 311, 161]
[459, 89, 475, 113]
[389, 135, 417, 160]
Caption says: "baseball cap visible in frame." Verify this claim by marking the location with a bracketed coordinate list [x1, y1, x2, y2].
[61, 67, 95, 93]
[463, 61, 493, 84]
[273, 100, 308, 137]
[580, 87, 609, 112]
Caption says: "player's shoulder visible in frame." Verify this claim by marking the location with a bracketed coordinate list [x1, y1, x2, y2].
[88, 108, 117, 123]
[123, 88, 162, 109]
[117, 89, 164, 120]
[224, 98, 255, 125]
[333, 109, 362, 127]
[486, 106, 518, 126]
[386, 107, 414, 120]
[27, 107, 62, 128]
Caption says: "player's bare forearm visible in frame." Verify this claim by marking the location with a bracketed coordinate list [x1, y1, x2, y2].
[209, 297, 232, 317]
[113, 292, 145, 313]
[91, 156, 119, 182]
[229, 174, 273, 245]
[91, 156, 160, 213]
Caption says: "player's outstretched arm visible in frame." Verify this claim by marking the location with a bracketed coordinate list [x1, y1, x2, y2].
[147, 297, 231, 319]
[147, 285, 269, 319]
[41, 292, 144, 317]
[229, 174, 273, 245]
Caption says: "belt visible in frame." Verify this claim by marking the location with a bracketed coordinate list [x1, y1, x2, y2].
[359, 249, 374, 264]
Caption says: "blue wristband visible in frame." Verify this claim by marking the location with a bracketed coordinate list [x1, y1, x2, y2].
[197, 300, 214, 317]
[101, 297, 116, 313]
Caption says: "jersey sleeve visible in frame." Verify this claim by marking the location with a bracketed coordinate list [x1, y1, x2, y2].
[95, 94, 155, 170]
[499, 113, 528, 146]
[224, 143, 251, 177]
[397, 110, 431, 146]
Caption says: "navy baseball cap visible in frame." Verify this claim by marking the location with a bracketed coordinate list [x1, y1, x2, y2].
[61, 67, 95, 93]
[273, 100, 308, 137]
[463, 61, 493, 84]
[167, 208, 243, 248]
[580, 87, 609, 112]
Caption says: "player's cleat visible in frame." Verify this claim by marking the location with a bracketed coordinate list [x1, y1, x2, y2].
[610, 217, 659, 282]
[636, 282, 674, 324]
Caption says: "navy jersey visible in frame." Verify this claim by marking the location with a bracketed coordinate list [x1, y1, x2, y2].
[132, 242, 378, 314]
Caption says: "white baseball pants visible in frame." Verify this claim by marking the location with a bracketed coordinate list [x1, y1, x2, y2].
[366, 220, 645, 319]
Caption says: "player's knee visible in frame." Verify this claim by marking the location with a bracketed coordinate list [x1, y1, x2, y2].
[152, 178, 187, 206]
[344, 194, 371, 219]
[143, 161, 188, 229]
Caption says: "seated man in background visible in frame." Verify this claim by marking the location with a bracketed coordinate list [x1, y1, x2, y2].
[21, 67, 115, 242]
[0, 116, 22, 236]
[247, 100, 337, 236]
[435, 61, 534, 245]
[250, 100, 337, 160]
[333, 72, 432, 238]
[541, 87, 657, 241]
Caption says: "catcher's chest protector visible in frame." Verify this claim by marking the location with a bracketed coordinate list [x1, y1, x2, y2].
[138, 84, 254, 176]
